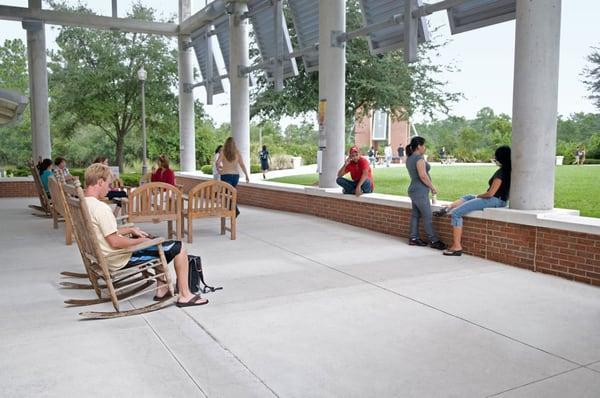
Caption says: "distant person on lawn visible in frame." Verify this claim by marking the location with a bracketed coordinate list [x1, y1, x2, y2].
[336, 146, 374, 196]
[83, 163, 208, 307]
[434, 146, 511, 256]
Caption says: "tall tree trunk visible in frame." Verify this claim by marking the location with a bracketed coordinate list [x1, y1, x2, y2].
[115, 131, 125, 173]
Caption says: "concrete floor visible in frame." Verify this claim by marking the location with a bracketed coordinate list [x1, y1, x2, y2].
[1, 197, 600, 398]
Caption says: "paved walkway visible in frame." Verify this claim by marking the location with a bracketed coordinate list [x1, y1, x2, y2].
[2, 197, 600, 397]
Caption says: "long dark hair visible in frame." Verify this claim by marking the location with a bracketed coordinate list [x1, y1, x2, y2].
[405, 136, 425, 157]
[494, 146, 511, 173]
[214, 145, 223, 154]
[38, 158, 52, 174]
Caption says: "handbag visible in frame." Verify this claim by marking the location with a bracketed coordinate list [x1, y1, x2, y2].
[187, 255, 223, 294]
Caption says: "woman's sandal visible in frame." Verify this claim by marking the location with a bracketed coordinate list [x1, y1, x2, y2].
[176, 294, 209, 307]
[433, 207, 450, 217]
[443, 249, 463, 256]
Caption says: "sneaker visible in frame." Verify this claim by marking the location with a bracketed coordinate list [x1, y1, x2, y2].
[433, 207, 449, 217]
[430, 240, 447, 250]
[409, 238, 428, 246]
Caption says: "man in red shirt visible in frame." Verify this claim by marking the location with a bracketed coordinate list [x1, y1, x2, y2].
[336, 146, 374, 196]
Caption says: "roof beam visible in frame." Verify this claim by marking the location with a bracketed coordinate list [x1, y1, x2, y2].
[0, 4, 178, 36]
[179, 0, 228, 35]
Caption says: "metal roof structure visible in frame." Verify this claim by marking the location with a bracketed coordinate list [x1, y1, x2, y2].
[287, 0, 320, 72]
[358, 0, 430, 55]
[190, 28, 225, 95]
[447, 0, 516, 35]
[0, 89, 28, 127]
[247, 0, 298, 82]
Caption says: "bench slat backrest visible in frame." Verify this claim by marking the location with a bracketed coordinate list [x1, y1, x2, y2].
[187, 180, 236, 217]
[127, 182, 183, 222]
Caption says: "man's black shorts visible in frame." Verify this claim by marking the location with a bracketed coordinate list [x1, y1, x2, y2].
[127, 240, 182, 266]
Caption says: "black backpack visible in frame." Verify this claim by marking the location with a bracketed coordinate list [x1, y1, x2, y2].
[186, 255, 222, 294]
[368, 149, 374, 157]
[260, 150, 268, 161]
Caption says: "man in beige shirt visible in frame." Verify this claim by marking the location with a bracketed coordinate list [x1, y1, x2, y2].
[84, 163, 208, 307]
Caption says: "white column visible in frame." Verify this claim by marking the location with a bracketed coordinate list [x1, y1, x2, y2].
[229, 1, 250, 173]
[318, 0, 346, 188]
[511, 0, 561, 210]
[23, 14, 51, 160]
[178, 0, 196, 171]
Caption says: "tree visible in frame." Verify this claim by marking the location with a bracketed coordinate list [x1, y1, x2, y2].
[249, 0, 461, 137]
[47, 1, 182, 171]
[0, 38, 32, 165]
[583, 46, 600, 110]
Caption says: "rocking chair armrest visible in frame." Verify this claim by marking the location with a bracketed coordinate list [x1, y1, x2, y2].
[125, 237, 166, 253]
[106, 237, 166, 257]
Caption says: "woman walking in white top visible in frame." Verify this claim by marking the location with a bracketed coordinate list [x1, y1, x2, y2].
[218, 137, 250, 217]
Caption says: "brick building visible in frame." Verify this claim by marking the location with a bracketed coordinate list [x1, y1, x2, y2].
[354, 110, 410, 158]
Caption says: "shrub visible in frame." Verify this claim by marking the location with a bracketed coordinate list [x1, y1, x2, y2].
[200, 164, 213, 174]
[250, 164, 261, 174]
[5, 167, 30, 177]
[120, 173, 141, 186]
[583, 158, 600, 164]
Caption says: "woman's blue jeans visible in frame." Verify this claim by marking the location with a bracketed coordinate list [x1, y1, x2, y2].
[449, 194, 507, 227]
[220, 174, 240, 216]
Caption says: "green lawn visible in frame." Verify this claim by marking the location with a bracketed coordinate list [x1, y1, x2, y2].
[270, 165, 600, 218]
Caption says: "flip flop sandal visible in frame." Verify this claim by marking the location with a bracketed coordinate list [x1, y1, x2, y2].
[152, 292, 173, 302]
[176, 294, 209, 307]
[443, 249, 463, 256]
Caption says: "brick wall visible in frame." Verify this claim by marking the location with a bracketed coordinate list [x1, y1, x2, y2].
[178, 176, 600, 286]
[0, 179, 37, 197]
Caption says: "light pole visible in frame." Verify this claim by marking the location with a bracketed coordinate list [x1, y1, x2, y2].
[138, 66, 148, 176]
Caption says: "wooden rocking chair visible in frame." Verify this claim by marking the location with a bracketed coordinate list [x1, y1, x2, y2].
[62, 181, 177, 319]
[47, 176, 72, 245]
[126, 182, 183, 240]
[183, 180, 237, 243]
[28, 163, 53, 217]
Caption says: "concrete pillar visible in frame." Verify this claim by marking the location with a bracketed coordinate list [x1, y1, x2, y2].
[318, 0, 346, 188]
[23, 11, 51, 161]
[511, 0, 561, 210]
[229, 1, 250, 173]
[178, 0, 196, 171]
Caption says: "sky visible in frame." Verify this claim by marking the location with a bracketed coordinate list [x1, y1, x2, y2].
[1, 0, 598, 127]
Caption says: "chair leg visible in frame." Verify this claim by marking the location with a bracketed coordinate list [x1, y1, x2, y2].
[187, 215, 193, 243]
[52, 208, 59, 229]
[168, 220, 173, 239]
[231, 215, 236, 240]
[65, 221, 73, 246]
[177, 216, 182, 241]
[220, 217, 226, 235]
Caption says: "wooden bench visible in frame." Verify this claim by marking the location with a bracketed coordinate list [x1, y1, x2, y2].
[126, 182, 183, 240]
[183, 180, 237, 243]
[62, 181, 177, 319]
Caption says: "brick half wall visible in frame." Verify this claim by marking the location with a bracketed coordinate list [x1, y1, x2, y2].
[0, 178, 37, 197]
[178, 175, 600, 287]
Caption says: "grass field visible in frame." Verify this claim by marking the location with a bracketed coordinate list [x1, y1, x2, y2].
[270, 165, 600, 218]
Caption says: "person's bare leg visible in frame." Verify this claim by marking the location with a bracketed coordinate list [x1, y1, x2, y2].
[449, 226, 463, 251]
[171, 246, 207, 304]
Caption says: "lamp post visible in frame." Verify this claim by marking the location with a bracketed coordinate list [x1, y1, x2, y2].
[138, 66, 148, 176]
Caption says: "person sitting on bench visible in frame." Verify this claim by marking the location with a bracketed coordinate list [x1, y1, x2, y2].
[83, 163, 208, 307]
